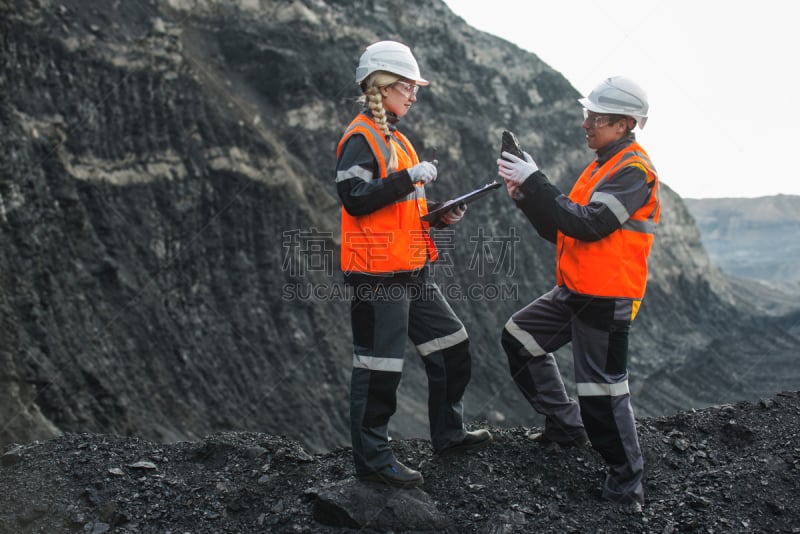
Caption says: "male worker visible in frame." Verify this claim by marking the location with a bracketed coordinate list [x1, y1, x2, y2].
[496, 76, 659, 511]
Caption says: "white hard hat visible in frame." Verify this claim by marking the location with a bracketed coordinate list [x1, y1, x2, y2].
[355, 40, 429, 86]
[579, 76, 649, 129]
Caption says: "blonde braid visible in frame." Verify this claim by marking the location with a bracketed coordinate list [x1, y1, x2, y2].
[365, 86, 392, 139]
[360, 72, 400, 171]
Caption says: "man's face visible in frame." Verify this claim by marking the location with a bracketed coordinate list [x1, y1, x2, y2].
[582, 110, 631, 150]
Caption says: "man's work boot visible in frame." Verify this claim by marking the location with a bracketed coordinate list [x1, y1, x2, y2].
[528, 430, 590, 450]
[435, 429, 493, 456]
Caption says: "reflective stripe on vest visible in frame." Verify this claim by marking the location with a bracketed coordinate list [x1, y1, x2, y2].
[337, 114, 438, 274]
[556, 142, 660, 299]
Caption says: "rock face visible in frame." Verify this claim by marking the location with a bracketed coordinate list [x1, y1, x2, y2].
[1, 0, 798, 454]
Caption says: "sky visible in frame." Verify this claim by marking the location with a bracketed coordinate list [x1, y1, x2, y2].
[443, 0, 800, 199]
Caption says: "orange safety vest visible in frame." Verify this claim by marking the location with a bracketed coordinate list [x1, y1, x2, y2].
[556, 142, 660, 299]
[336, 114, 437, 274]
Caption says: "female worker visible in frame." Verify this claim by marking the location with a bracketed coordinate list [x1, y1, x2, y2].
[335, 40, 492, 488]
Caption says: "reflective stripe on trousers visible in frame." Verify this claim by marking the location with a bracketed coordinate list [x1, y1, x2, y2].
[349, 277, 470, 473]
[501, 285, 644, 504]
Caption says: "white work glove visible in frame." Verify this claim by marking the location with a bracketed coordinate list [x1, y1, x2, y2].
[497, 151, 538, 185]
[408, 161, 438, 185]
[441, 203, 467, 225]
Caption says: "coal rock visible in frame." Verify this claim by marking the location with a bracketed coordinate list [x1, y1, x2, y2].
[1, 393, 799, 532]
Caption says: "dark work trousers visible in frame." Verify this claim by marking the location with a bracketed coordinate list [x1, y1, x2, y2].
[501, 285, 644, 505]
[347, 271, 471, 475]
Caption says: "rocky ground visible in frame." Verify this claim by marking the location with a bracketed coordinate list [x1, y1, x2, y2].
[2, 391, 799, 533]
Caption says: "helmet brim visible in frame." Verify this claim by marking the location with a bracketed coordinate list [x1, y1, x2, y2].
[578, 97, 608, 114]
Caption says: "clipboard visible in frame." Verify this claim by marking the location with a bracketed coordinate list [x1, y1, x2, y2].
[421, 181, 502, 223]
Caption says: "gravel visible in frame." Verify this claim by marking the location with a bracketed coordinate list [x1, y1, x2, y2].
[2, 391, 799, 533]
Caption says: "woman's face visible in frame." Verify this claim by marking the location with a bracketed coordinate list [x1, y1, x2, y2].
[381, 79, 418, 117]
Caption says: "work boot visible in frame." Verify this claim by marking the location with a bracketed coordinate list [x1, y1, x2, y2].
[528, 430, 590, 449]
[357, 461, 424, 488]
[435, 429, 493, 456]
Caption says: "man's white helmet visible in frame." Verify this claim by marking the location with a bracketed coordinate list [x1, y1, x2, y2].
[355, 40, 429, 86]
[579, 76, 649, 129]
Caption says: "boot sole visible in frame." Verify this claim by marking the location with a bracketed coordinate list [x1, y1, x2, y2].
[435, 435, 493, 457]
[529, 432, 590, 448]
[357, 473, 424, 488]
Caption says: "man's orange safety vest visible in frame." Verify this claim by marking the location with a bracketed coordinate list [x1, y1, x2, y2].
[337, 114, 437, 274]
[556, 142, 660, 300]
